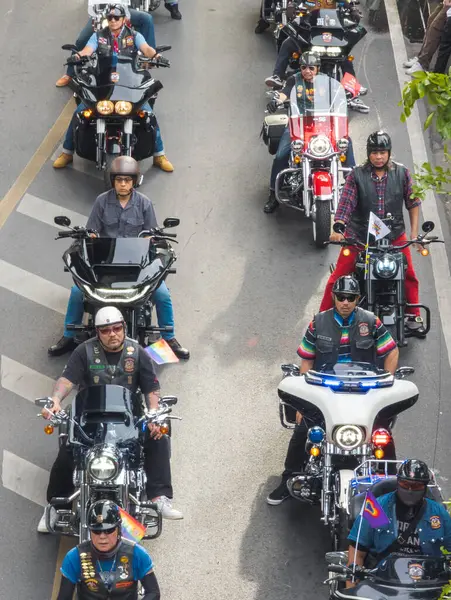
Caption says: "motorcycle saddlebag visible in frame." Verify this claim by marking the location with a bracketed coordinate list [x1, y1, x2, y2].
[262, 114, 288, 155]
[74, 123, 97, 162]
[133, 114, 157, 161]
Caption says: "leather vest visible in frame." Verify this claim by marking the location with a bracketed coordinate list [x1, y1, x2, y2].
[77, 540, 138, 600]
[349, 162, 407, 242]
[84, 336, 140, 390]
[97, 25, 137, 59]
[313, 308, 377, 369]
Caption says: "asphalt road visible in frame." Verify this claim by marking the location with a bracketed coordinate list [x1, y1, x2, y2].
[0, 0, 450, 599]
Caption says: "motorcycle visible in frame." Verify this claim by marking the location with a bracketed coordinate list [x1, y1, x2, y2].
[262, 73, 351, 247]
[277, 361, 419, 550]
[330, 220, 443, 346]
[62, 47, 170, 189]
[130, 0, 161, 10]
[54, 215, 179, 345]
[35, 386, 181, 542]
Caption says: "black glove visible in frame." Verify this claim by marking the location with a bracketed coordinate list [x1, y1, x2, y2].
[267, 99, 281, 113]
[66, 55, 79, 65]
[156, 56, 170, 67]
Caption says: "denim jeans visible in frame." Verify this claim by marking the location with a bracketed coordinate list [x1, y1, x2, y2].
[62, 102, 164, 156]
[269, 128, 356, 191]
[64, 281, 175, 340]
[67, 10, 156, 77]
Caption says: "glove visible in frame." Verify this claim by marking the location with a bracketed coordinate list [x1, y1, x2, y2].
[267, 93, 282, 113]
[66, 55, 79, 65]
[156, 56, 170, 67]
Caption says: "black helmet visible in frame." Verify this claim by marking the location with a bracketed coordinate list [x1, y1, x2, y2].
[110, 156, 140, 187]
[106, 3, 126, 17]
[397, 459, 430, 484]
[300, 52, 320, 68]
[367, 131, 392, 157]
[88, 500, 122, 532]
[332, 276, 360, 296]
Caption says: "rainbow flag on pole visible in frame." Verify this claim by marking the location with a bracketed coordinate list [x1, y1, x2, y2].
[361, 491, 390, 528]
[119, 508, 146, 543]
[145, 339, 179, 365]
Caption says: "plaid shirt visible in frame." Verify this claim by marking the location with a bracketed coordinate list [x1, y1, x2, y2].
[335, 163, 421, 242]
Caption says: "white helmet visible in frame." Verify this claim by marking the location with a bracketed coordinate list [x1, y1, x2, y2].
[95, 306, 124, 328]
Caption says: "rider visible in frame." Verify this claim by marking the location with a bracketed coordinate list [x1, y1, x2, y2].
[264, 51, 355, 214]
[39, 306, 183, 533]
[347, 459, 451, 586]
[266, 275, 399, 506]
[57, 500, 161, 599]
[320, 131, 426, 338]
[56, 8, 157, 87]
[53, 3, 174, 173]
[48, 156, 189, 360]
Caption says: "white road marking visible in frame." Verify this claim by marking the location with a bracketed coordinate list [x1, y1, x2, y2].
[295, 270, 331, 333]
[17, 193, 87, 229]
[2, 450, 48, 507]
[0, 355, 55, 403]
[386, 0, 451, 368]
[0, 259, 69, 314]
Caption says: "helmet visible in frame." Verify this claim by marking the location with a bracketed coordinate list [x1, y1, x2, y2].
[367, 131, 392, 157]
[332, 276, 360, 296]
[106, 3, 126, 17]
[300, 52, 321, 68]
[110, 156, 140, 187]
[397, 459, 430, 484]
[95, 306, 125, 328]
[88, 500, 122, 532]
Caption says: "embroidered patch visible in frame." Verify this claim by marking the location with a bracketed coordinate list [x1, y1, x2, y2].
[126, 35, 134, 46]
[85, 579, 99, 592]
[98, 37, 108, 44]
[126, 346, 135, 355]
[93, 376, 100, 384]
[430, 516, 441, 529]
[297, 85, 303, 94]
[120, 556, 129, 563]
[124, 358, 135, 373]
[116, 581, 134, 588]
[110, 72, 120, 83]
[359, 322, 370, 336]
[322, 32, 333, 43]
[89, 364, 105, 370]
[408, 563, 424, 581]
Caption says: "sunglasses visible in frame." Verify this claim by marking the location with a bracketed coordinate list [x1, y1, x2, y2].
[301, 66, 316, 71]
[335, 294, 358, 303]
[398, 479, 426, 491]
[97, 324, 124, 335]
[114, 176, 133, 183]
[91, 527, 117, 536]
[107, 14, 123, 21]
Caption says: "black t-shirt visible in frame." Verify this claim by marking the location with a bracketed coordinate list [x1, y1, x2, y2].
[62, 343, 160, 395]
[395, 499, 422, 555]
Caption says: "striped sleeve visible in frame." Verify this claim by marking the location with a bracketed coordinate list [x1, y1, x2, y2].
[374, 317, 397, 357]
[297, 319, 317, 359]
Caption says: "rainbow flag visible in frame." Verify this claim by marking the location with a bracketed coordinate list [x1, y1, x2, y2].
[119, 508, 146, 543]
[145, 339, 179, 365]
[362, 491, 390, 528]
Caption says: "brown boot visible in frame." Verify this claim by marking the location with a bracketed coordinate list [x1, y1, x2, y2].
[53, 153, 73, 169]
[55, 75, 72, 87]
[153, 155, 174, 172]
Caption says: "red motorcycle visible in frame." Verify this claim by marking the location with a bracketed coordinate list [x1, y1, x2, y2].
[263, 73, 350, 247]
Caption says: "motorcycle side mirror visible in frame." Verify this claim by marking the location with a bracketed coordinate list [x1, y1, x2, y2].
[333, 222, 345, 234]
[54, 215, 72, 227]
[325, 551, 348, 565]
[135, 174, 144, 188]
[35, 397, 51, 407]
[395, 366, 415, 378]
[163, 217, 180, 229]
[160, 395, 178, 406]
[62, 44, 78, 52]
[422, 221, 435, 233]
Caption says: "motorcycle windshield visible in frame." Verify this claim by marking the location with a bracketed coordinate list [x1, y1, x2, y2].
[371, 555, 448, 586]
[80, 56, 150, 104]
[289, 74, 347, 118]
[72, 385, 140, 445]
[314, 362, 386, 377]
[68, 238, 172, 288]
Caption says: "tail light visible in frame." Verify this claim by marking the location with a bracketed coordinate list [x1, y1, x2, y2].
[372, 428, 391, 447]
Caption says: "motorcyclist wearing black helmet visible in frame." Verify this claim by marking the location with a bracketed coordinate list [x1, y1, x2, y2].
[266, 275, 398, 506]
[346, 459, 451, 586]
[57, 500, 161, 599]
[320, 131, 426, 338]
[49, 156, 189, 360]
[264, 51, 356, 213]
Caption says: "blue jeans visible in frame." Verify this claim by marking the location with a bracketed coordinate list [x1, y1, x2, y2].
[64, 282, 175, 340]
[269, 128, 356, 190]
[67, 11, 156, 77]
[62, 102, 164, 156]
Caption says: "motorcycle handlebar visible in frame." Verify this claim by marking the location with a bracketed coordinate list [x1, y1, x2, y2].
[326, 236, 443, 250]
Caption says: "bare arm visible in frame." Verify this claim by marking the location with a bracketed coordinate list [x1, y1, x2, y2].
[346, 545, 367, 588]
[300, 359, 314, 374]
[77, 45, 95, 58]
[42, 377, 74, 418]
[408, 204, 420, 239]
[139, 43, 158, 60]
[146, 390, 160, 411]
[383, 347, 399, 375]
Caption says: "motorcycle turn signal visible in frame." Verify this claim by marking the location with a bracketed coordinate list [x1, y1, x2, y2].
[44, 425, 54, 435]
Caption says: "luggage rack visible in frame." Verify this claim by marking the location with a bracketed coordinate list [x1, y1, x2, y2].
[351, 459, 441, 492]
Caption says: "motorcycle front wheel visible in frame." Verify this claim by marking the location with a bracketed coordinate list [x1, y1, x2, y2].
[331, 507, 349, 551]
[313, 201, 331, 248]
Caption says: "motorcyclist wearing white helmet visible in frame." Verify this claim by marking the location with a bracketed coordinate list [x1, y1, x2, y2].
[38, 306, 183, 532]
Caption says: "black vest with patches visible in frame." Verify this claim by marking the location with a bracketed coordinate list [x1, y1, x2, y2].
[76, 540, 138, 599]
[349, 162, 407, 242]
[313, 307, 377, 369]
[84, 336, 140, 390]
[96, 25, 137, 59]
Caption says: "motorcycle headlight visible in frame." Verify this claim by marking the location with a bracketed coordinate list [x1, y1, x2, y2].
[96, 100, 114, 115]
[333, 425, 364, 450]
[374, 255, 398, 279]
[309, 135, 332, 157]
[88, 454, 118, 481]
[326, 46, 342, 56]
[291, 140, 303, 153]
[115, 101, 133, 115]
[337, 138, 349, 151]
[311, 46, 326, 55]
[82, 284, 151, 304]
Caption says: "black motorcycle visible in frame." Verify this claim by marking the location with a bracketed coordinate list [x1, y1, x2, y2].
[62, 45, 170, 188]
[330, 220, 443, 346]
[35, 386, 180, 542]
[54, 215, 179, 345]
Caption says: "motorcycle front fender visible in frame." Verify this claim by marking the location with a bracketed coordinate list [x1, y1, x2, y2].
[312, 170, 333, 199]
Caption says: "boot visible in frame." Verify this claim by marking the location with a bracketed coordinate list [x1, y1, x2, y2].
[48, 336, 76, 356]
[263, 190, 279, 214]
[255, 18, 270, 34]
[55, 75, 72, 87]
[53, 153, 73, 169]
[153, 155, 174, 172]
[165, 3, 182, 19]
[405, 316, 427, 338]
[167, 338, 190, 360]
